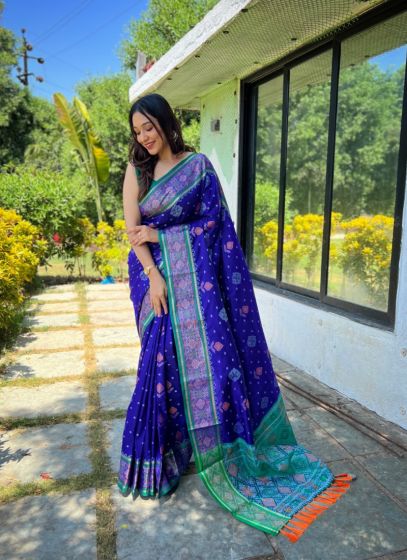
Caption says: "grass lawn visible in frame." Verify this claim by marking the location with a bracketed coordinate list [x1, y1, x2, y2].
[37, 252, 129, 283]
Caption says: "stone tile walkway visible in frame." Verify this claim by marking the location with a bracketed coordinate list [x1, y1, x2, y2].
[0, 281, 406, 560]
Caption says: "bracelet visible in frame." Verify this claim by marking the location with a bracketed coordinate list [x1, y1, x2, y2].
[143, 264, 157, 276]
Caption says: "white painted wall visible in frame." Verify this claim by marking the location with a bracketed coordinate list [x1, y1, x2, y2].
[201, 79, 407, 430]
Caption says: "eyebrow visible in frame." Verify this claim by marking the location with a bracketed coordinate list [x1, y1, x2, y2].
[133, 121, 152, 131]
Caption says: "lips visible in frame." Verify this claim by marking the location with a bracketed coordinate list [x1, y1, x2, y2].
[145, 142, 155, 149]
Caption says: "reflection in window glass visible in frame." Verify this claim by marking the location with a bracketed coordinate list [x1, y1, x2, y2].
[282, 50, 332, 291]
[251, 76, 283, 277]
[328, 12, 406, 311]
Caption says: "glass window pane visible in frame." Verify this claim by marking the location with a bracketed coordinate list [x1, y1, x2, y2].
[251, 75, 283, 277]
[282, 50, 332, 291]
[328, 11, 407, 311]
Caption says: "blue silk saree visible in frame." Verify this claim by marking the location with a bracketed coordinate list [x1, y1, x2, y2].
[117, 152, 352, 542]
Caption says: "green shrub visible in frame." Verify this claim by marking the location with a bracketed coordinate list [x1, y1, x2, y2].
[0, 207, 48, 343]
[91, 219, 129, 280]
[0, 164, 90, 263]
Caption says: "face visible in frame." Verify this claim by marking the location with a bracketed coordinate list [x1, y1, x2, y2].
[131, 111, 166, 155]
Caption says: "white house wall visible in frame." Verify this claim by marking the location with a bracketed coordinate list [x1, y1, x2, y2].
[201, 78, 407, 431]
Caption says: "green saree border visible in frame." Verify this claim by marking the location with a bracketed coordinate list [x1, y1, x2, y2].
[139, 152, 198, 205]
[158, 224, 292, 535]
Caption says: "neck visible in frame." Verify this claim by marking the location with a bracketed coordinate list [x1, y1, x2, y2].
[157, 143, 183, 164]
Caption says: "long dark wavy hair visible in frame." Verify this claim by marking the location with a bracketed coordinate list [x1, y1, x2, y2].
[128, 93, 196, 201]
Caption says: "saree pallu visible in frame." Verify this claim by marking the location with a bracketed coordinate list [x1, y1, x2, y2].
[118, 152, 352, 542]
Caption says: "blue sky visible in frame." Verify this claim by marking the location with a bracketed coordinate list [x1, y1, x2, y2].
[2, 0, 149, 102]
[2, 1, 405, 104]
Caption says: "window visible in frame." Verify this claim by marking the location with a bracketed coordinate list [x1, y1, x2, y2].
[243, 6, 407, 327]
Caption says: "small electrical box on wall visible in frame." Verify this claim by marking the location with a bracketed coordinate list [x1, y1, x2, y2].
[210, 118, 221, 132]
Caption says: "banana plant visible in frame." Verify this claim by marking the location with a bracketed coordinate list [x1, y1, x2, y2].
[53, 92, 109, 222]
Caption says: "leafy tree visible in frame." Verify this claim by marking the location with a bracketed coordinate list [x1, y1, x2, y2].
[75, 73, 133, 218]
[0, 1, 35, 165]
[53, 92, 110, 222]
[118, 0, 218, 65]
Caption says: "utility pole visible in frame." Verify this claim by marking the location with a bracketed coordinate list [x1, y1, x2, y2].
[16, 28, 45, 87]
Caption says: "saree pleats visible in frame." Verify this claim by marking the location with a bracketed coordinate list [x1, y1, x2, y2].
[118, 152, 352, 538]
[118, 253, 192, 498]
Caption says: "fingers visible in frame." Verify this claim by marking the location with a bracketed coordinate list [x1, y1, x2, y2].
[160, 295, 168, 315]
[150, 295, 168, 317]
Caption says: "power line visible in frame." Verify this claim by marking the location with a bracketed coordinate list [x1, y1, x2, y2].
[26, 30, 91, 74]
[53, 1, 138, 57]
[40, 49, 91, 74]
[31, 0, 95, 47]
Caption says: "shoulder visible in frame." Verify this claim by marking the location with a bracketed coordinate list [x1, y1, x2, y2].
[123, 162, 140, 196]
[192, 151, 214, 170]
[126, 161, 141, 178]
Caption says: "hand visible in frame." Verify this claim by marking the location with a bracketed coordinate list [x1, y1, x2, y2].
[149, 268, 168, 317]
[127, 225, 159, 246]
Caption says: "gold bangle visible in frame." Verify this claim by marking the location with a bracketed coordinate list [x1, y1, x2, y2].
[143, 264, 157, 276]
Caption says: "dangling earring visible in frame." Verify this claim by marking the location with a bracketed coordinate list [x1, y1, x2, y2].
[172, 130, 178, 141]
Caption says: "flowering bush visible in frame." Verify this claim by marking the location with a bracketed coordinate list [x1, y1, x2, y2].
[91, 219, 129, 280]
[338, 214, 393, 304]
[0, 207, 48, 337]
[257, 212, 393, 305]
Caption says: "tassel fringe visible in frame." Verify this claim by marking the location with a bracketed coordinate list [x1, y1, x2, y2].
[280, 473, 353, 543]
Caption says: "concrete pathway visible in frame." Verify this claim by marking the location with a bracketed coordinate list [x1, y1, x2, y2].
[0, 281, 406, 560]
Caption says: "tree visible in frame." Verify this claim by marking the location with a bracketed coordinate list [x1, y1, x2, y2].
[0, 1, 35, 165]
[118, 0, 218, 66]
[53, 93, 110, 222]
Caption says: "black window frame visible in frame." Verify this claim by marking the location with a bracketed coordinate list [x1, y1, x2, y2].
[238, 0, 407, 331]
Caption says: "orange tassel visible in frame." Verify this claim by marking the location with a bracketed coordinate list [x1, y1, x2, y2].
[280, 528, 299, 543]
[280, 472, 354, 544]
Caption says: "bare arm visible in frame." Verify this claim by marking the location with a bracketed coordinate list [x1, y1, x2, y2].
[123, 163, 168, 316]
[123, 162, 156, 269]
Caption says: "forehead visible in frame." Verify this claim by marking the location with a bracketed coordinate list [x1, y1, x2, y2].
[132, 112, 154, 128]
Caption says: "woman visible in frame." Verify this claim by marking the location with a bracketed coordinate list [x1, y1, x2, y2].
[118, 93, 352, 542]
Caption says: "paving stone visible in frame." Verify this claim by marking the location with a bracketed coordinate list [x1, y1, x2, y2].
[0, 489, 96, 559]
[14, 329, 84, 352]
[86, 283, 129, 292]
[306, 406, 388, 457]
[28, 301, 81, 314]
[357, 454, 407, 504]
[41, 283, 78, 292]
[87, 291, 130, 301]
[280, 386, 316, 410]
[271, 354, 296, 373]
[87, 299, 131, 312]
[274, 460, 407, 560]
[4, 350, 85, 380]
[339, 402, 407, 452]
[104, 418, 125, 472]
[99, 376, 136, 411]
[295, 427, 352, 463]
[24, 313, 81, 328]
[0, 422, 92, 485]
[95, 347, 139, 374]
[88, 310, 135, 325]
[0, 381, 87, 419]
[112, 474, 276, 560]
[30, 292, 78, 302]
[280, 393, 296, 411]
[286, 409, 322, 434]
[91, 326, 139, 346]
[277, 368, 337, 399]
